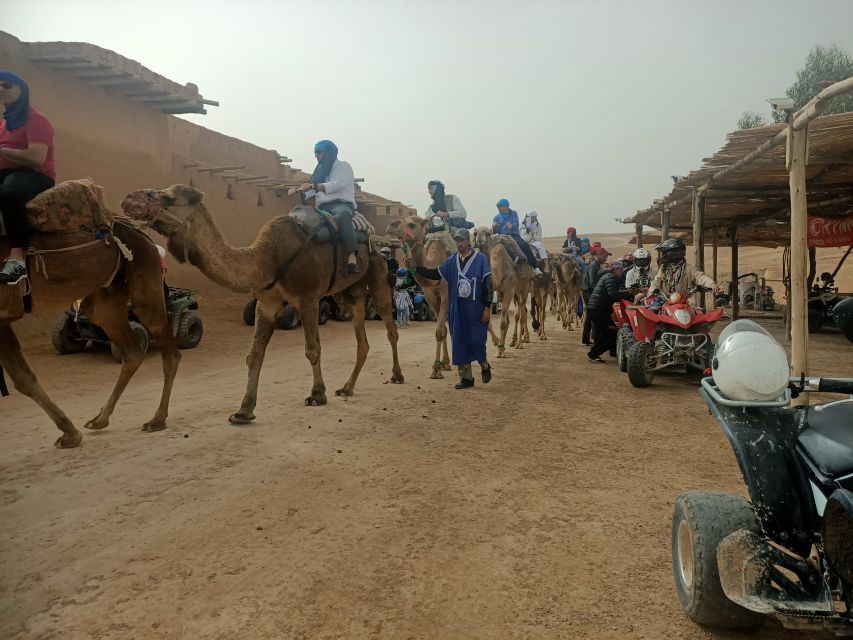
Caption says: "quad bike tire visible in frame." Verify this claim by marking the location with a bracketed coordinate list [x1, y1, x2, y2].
[807, 306, 824, 334]
[176, 312, 204, 349]
[833, 297, 853, 343]
[333, 303, 351, 322]
[671, 491, 764, 629]
[243, 298, 258, 326]
[110, 321, 150, 363]
[415, 301, 430, 322]
[318, 299, 331, 325]
[277, 304, 300, 330]
[52, 314, 85, 354]
[616, 326, 633, 373]
[627, 341, 655, 387]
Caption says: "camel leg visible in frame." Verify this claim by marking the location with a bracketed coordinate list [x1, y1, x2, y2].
[498, 292, 513, 358]
[0, 324, 83, 449]
[432, 295, 450, 379]
[368, 262, 402, 385]
[289, 302, 327, 406]
[488, 321, 500, 346]
[230, 306, 277, 422]
[538, 293, 547, 340]
[334, 295, 367, 399]
[127, 283, 182, 432]
[81, 288, 147, 431]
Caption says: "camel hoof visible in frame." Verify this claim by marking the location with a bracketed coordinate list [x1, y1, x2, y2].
[142, 420, 167, 433]
[441, 363, 452, 371]
[389, 374, 404, 384]
[54, 430, 83, 449]
[228, 412, 255, 424]
[334, 388, 353, 397]
[83, 417, 110, 431]
[305, 395, 328, 406]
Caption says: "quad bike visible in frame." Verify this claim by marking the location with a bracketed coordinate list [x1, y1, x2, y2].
[53, 286, 203, 362]
[716, 272, 776, 311]
[833, 296, 853, 343]
[612, 298, 635, 373]
[672, 320, 853, 635]
[243, 295, 348, 330]
[809, 272, 849, 334]
[623, 286, 723, 387]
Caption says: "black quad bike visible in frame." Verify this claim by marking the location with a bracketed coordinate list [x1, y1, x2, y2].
[672, 375, 853, 634]
[809, 272, 849, 334]
[53, 287, 203, 362]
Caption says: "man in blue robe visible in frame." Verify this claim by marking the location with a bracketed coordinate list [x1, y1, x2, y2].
[417, 228, 493, 389]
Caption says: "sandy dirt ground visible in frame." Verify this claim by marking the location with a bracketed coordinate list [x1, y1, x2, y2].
[1, 287, 852, 639]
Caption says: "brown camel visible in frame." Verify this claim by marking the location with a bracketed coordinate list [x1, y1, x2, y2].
[122, 184, 402, 418]
[528, 261, 551, 342]
[554, 252, 583, 330]
[0, 181, 181, 448]
[473, 227, 531, 358]
[386, 216, 453, 378]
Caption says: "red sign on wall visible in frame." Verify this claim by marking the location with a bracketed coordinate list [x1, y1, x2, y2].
[808, 215, 853, 248]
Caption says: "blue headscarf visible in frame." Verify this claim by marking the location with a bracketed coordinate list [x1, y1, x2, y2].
[309, 139, 338, 185]
[0, 71, 30, 131]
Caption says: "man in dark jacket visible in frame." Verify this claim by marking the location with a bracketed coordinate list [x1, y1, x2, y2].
[581, 248, 610, 344]
[586, 260, 636, 363]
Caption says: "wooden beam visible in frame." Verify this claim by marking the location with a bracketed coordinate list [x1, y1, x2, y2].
[788, 122, 809, 389]
[730, 224, 739, 320]
[692, 190, 706, 308]
[712, 227, 719, 309]
[196, 165, 245, 174]
[635, 223, 644, 248]
[661, 210, 670, 240]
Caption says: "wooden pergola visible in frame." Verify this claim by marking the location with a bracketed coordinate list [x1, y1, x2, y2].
[624, 77, 853, 384]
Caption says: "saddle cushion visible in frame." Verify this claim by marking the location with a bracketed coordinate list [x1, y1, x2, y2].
[799, 404, 853, 478]
[288, 205, 373, 244]
[25, 178, 115, 233]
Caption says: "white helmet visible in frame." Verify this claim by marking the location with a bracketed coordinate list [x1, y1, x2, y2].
[632, 247, 651, 269]
[712, 320, 789, 401]
[380, 247, 392, 256]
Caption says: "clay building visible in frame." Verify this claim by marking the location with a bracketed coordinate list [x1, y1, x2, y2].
[0, 30, 413, 295]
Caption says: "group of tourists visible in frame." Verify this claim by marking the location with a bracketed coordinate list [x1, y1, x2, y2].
[0, 68, 722, 390]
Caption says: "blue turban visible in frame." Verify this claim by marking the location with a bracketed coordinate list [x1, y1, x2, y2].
[309, 139, 338, 185]
[0, 70, 30, 131]
[496, 198, 509, 207]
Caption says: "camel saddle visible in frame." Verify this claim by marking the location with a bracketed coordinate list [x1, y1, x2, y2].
[288, 205, 373, 245]
[16, 179, 114, 235]
[492, 234, 527, 265]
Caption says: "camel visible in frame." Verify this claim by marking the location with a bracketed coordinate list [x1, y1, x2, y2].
[122, 184, 402, 418]
[527, 256, 553, 342]
[472, 227, 532, 358]
[0, 181, 181, 448]
[554, 252, 584, 330]
[386, 216, 453, 378]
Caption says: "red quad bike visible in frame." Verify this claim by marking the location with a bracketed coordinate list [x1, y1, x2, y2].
[612, 299, 635, 373]
[623, 287, 723, 387]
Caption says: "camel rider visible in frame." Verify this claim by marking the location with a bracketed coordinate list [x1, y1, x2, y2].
[562, 227, 582, 253]
[492, 198, 542, 277]
[579, 236, 591, 257]
[521, 210, 549, 273]
[647, 238, 719, 299]
[296, 140, 360, 274]
[425, 180, 468, 234]
[625, 247, 655, 292]
[415, 228, 492, 389]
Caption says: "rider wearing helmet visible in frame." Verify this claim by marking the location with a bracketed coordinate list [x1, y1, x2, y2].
[625, 247, 656, 291]
[647, 238, 719, 297]
[381, 246, 399, 286]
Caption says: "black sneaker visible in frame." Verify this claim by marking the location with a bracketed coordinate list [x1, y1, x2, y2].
[587, 354, 606, 364]
[454, 378, 474, 389]
[0, 258, 27, 285]
[481, 366, 492, 384]
[347, 263, 360, 274]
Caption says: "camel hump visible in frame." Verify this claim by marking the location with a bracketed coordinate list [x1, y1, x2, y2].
[25, 178, 115, 234]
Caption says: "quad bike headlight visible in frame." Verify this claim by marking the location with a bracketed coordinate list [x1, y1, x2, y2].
[674, 309, 692, 325]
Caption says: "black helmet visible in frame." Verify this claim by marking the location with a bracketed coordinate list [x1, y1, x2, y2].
[654, 237, 686, 264]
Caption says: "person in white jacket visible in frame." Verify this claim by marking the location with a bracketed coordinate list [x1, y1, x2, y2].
[522, 210, 549, 273]
[424, 180, 468, 234]
[293, 140, 360, 274]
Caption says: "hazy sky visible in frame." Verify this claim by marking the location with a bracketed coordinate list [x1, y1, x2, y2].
[4, 0, 853, 232]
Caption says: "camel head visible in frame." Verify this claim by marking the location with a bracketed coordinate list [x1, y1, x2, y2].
[122, 185, 206, 262]
[472, 226, 492, 253]
[386, 215, 427, 249]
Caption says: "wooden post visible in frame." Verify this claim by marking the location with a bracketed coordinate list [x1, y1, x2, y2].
[788, 123, 809, 385]
[692, 190, 706, 308]
[711, 227, 719, 309]
[635, 223, 644, 248]
[661, 210, 670, 240]
[730, 224, 739, 320]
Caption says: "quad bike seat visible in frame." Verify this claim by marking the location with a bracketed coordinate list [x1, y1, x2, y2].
[798, 403, 853, 478]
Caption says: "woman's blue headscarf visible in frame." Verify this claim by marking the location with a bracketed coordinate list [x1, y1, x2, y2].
[0, 71, 30, 131]
[309, 139, 338, 185]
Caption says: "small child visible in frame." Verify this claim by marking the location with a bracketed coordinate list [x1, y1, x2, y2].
[393, 285, 414, 327]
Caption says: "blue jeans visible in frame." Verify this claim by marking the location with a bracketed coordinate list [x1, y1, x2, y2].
[396, 307, 410, 324]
